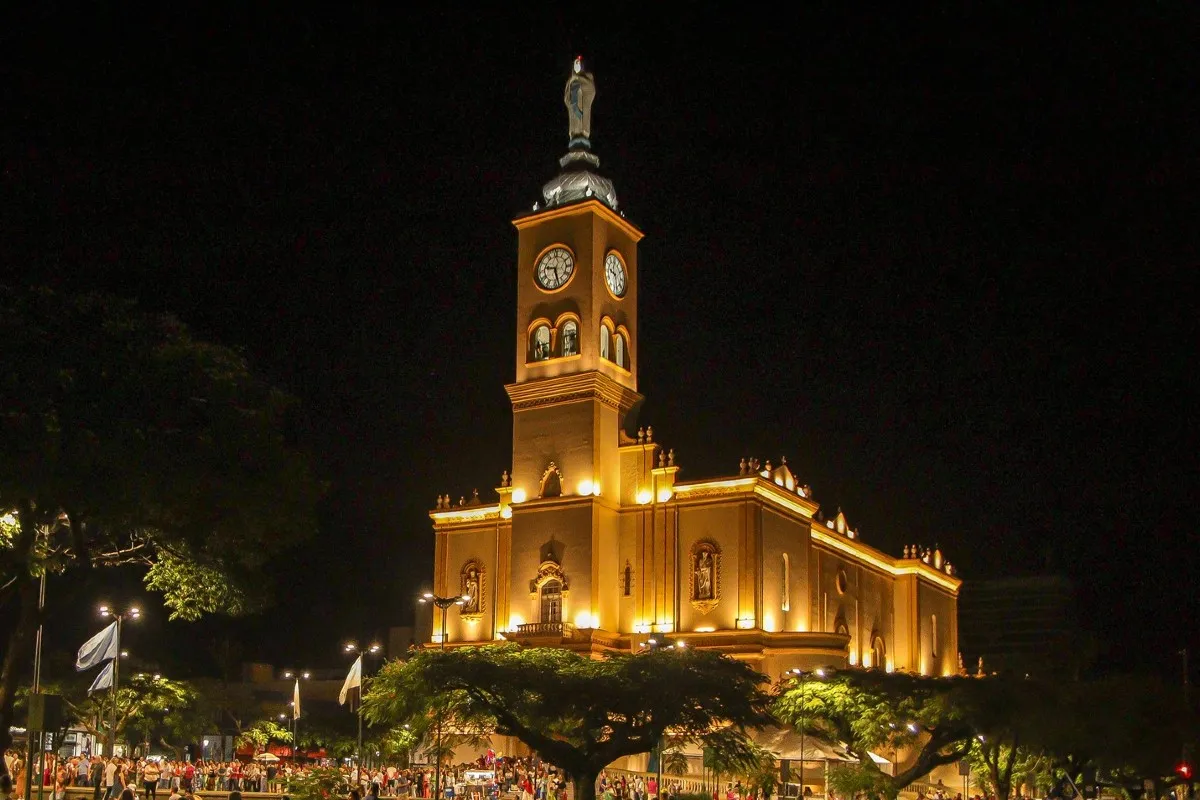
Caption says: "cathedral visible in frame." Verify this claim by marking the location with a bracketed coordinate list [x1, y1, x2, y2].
[428, 59, 960, 682]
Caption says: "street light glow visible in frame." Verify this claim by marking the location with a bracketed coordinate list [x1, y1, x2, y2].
[302, 671, 311, 679]
[368, 643, 381, 654]
[422, 592, 434, 599]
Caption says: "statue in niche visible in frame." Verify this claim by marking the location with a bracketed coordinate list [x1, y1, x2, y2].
[459, 562, 483, 616]
[564, 56, 596, 142]
[689, 542, 720, 614]
[695, 551, 714, 600]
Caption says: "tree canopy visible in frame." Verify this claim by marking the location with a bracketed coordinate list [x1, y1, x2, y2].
[363, 644, 775, 800]
[774, 669, 976, 799]
[0, 287, 322, 775]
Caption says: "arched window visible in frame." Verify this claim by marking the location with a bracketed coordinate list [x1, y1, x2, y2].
[614, 333, 625, 368]
[872, 636, 886, 670]
[540, 580, 562, 623]
[600, 325, 611, 361]
[532, 325, 551, 361]
[931, 614, 938, 657]
[561, 320, 579, 357]
[622, 561, 632, 596]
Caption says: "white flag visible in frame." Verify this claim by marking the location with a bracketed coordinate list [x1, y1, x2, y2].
[76, 621, 119, 671]
[338, 655, 362, 706]
[293, 679, 302, 720]
[88, 662, 115, 695]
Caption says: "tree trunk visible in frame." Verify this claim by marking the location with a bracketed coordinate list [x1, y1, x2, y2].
[0, 575, 41, 785]
[572, 770, 599, 800]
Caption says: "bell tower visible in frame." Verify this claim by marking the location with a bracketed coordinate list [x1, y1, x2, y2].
[505, 57, 644, 504]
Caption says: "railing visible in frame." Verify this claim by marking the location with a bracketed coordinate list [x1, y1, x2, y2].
[515, 621, 576, 637]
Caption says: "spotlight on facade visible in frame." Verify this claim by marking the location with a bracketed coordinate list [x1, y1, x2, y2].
[511, 488, 527, 503]
[636, 489, 652, 505]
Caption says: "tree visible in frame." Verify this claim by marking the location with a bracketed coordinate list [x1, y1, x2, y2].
[774, 669, 976, 800]
[52, 672, 198, 753]
[237, 719, 292, 755]
[0, 287, 322, 780]
[363, 644, 774, 800]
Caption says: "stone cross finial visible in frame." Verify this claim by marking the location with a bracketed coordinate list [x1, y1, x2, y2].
[471, 488, 480, 504]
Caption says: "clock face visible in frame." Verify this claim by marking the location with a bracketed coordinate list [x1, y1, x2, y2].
[604, 252, 627, 298]
[535, 247, 575, 291]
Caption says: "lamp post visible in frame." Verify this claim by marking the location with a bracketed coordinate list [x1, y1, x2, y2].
[283, 670, 310, 765]
[345, 642, 382, 792]
[419, 592, 470, 800]
[98, 604, 140, 756]
[788, 668, 827, 796]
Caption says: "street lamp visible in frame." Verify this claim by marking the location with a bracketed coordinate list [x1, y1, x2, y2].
[98, 605, 140, 756]
[345, 641, 383, 791]
[419, 592, 470, 800]
[789, 668, 828, 796]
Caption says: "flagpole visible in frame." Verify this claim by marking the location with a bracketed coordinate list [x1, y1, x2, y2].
[23, 571, 46, 800]
[109, 615, 120, 756]
[96, 604, 139, 757]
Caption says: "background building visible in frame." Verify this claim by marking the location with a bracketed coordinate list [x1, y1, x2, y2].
[958, 575, 1081, 677]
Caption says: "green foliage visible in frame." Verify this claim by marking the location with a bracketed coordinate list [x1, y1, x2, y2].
[237, 718, 293, 753]
[774, 669, 974, 796]
[288, 766, 348, 800]
[661, 748, 692, 777]
[58, 672, 197, 746]
[826, 764, 895, 800]
[0, 286, 322, 618]
[365, 643, 774, 800]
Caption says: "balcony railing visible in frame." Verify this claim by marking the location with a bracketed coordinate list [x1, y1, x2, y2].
[514, 621, 576, 637]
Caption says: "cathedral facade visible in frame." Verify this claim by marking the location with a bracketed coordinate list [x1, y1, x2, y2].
[428, 61, 960, 682]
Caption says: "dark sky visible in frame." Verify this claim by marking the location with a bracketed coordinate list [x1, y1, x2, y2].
[2, 6, 1196, 679]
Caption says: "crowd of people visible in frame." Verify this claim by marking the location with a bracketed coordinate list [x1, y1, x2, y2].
[1, 751, 709, 800]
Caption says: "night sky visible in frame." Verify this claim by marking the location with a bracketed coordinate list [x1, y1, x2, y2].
[3, 6, 1195, 679]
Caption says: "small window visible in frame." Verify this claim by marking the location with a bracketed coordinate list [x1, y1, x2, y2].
[615, 333, 625, 368]
[532, 325, 551, 361]
[561, 320, 578, 356]
[781, 554, 790, 612]
[623, 562, 632, 596]
[600, 327, 611, 360]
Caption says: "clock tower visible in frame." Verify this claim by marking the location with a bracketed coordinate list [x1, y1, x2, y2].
[506, 57, 644, 507]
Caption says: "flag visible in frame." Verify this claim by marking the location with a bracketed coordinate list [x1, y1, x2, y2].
[339, 655, 362, 706]
[88, 662, 115, 695]
[76, 621, 119, 671]
[293, 679, 302, 720]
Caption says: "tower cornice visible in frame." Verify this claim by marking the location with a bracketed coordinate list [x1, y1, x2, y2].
[512, 199, 644, 242]
[505, 369, 643, 413]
